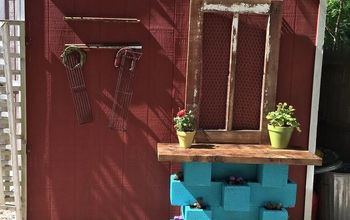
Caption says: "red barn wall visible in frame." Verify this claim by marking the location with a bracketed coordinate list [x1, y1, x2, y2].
[25, 0, 319, 219]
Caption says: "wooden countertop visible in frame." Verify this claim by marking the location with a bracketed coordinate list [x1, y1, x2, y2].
[157, 143, 322, 166]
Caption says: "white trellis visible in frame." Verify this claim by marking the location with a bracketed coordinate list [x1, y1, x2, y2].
[0, 20, 26, 220]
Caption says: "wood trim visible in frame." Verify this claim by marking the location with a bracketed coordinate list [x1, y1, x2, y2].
[64, 16, 141, 23]
[304, 0, 327, 219]
[195, 130, 261, 143]
[260, 0, 283, 143]
[157, 143, 322, 166]
[185, 0, 204, 125]
[226, 14, 239, 130]
[19, 21, 27, 220]
[202, 2, 270, 14]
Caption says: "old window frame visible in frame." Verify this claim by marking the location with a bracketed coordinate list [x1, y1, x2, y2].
[185, 0, 283, 144]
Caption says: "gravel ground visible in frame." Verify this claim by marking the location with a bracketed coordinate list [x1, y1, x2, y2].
[0, 209, 15, 220]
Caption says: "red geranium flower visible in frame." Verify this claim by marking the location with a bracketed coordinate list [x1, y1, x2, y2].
[177, 109, 186, 117]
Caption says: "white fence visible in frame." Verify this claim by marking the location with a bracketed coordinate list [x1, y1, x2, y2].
[0, 20, 26, 220]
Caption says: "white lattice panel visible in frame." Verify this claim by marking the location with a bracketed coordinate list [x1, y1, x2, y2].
[0, 20, 26, 220]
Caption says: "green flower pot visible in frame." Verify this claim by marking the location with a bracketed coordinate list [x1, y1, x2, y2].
[267, 124, 294, 149]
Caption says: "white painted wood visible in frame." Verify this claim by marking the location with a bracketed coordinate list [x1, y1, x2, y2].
[202, 2, 270, 14]
[226, 14, 239, 130]
[1, 22, 22, 220]
[19, 20, 27, 220]
[0, 142, 4, 205]
[304, 0, 327, 219]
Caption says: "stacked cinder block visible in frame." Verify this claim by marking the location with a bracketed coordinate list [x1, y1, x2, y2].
[170, 162, 297, 220]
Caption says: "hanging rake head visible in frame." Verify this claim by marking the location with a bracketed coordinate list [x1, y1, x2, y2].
[61, 46, 93, 124]
[108, 47, 142, 130]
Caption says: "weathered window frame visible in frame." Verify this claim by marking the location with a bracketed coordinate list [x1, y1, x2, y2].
[185, 0, 283, 144]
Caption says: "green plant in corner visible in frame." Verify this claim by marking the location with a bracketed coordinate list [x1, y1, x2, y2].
[266, 103, 301, 132]
[266, 103, 301, 149]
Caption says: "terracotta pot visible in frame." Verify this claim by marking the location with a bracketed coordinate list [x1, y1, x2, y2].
[267, 124, 294, 149]
[176, 131, 196, 148]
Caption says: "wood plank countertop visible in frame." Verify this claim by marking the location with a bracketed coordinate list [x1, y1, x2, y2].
[157, 143, 322, 166]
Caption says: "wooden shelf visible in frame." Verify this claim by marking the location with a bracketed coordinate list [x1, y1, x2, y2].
[157, 143, 322, 166]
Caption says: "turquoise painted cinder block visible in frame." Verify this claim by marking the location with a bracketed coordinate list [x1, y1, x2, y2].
[212, 206, 259, 220]
[183, 162, 212, 186]
[211, 163, 257, 181]
[222, 184, 250, 211]
[170, 175, 222, 207]
[258, 164, 288, 188]
[171, 175, 194, 205]
[248, 181, 297, 208]
[259, 208, 288, 220]
[184, 206, 212, 220]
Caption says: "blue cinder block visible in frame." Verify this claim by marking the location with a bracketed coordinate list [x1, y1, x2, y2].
[171, 175, 195, 205]
[170, 175, 222, 207]
[183, 162, 212, 186]
[258, 164, 288, 188]
[222, 184, 250, 211]
[248, 181, 297, 208]
[212, 163, 257, 181]
[212, 206, 259, 220]
[184, 206, 212, 220]
[259, 208, 288, 220]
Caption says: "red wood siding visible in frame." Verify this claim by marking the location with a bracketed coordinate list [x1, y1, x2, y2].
[25, 0, 319, 219]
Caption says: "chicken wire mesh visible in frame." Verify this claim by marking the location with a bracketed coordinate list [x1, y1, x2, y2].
[199, 13, 267, 131]
[232, 14, 268, 130]
[199, 13, 232, 130]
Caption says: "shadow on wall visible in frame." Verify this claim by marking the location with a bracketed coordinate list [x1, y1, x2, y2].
[27, 0, 187, 219]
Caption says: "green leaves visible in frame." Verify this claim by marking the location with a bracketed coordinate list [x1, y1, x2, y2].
[325, 0, 350, 52]
[174, 110, 195, 132]
[266, 103, 301, 132]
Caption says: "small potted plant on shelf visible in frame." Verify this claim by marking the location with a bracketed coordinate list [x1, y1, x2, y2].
[260, 202, 288, 220]
[266, 102, 301, 149]
[174, 109, 195, 148]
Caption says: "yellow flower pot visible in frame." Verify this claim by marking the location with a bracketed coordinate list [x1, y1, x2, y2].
[176, 131, 196, 148]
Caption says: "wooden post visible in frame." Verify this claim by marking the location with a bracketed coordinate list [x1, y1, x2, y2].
[226, 14, 239, 131]
[260, 0, 283, 143]
[185, 0, 204, 127]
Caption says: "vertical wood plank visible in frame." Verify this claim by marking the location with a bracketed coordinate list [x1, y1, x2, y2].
[260, 0, 283, 143]
[226, 14, 239, 130]
[19, 21, 27, 220]
[185, 0, 204, 127]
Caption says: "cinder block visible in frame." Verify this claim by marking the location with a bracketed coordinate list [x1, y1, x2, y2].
[259, 208, 288, 220]
[222, 184, 250, 211]
[170, 175, 222, 207]
[212, 206, 259, 220]
[184, 206, 212, 220]
[212, 163, 257, 181]
[248, 181, 297, 208]
[170, 175, 195, 205]
[258, 164, 288, 188]
[183, 162, 212, 186]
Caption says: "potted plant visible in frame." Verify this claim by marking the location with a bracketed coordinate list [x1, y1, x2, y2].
[266, 103, 301, 149]
[174, 109, 195, 148]
[260, 202, 288, 220]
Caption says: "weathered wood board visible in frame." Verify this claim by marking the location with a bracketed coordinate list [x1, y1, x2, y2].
[158, 143, 322, 166]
